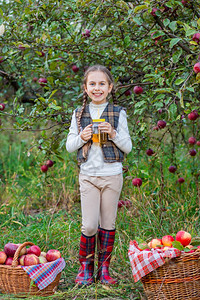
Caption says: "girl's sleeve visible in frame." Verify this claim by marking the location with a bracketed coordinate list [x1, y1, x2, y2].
[109, 109, 132, 154]
[66, 110, 86, 153]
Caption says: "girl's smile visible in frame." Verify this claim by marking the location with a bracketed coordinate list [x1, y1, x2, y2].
[84, 71, 113, 104]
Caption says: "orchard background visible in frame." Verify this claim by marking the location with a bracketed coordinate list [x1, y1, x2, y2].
[0, 0, 200, 299]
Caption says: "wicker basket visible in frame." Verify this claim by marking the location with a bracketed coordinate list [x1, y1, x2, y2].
[141, 250, 200, 300]
[0, 242, 61, 297]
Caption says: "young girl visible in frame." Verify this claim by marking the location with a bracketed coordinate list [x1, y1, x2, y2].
[66, 65, 132, 286]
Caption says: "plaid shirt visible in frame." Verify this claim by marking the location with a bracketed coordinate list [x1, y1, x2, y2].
[75, 103, 125, 164]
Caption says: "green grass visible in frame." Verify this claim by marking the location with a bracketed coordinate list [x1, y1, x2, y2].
[0, 129, 199, 299]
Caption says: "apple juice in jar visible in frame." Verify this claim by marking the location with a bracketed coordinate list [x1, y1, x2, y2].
[92, 119, 107, 145]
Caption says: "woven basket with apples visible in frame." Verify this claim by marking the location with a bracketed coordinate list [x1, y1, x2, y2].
[0, 241, 64, 296]
[138, 230, 200, 300]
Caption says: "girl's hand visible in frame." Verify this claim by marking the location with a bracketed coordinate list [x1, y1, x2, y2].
[98, 122, 116, 139]
[80, 124, 93, 142]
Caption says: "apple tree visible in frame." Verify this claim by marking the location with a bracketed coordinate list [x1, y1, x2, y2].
[0, 0, 199, 191]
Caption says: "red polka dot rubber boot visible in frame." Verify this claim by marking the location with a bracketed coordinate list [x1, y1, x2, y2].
[75, 233, 95, 286]
[97, 227, 118, 285]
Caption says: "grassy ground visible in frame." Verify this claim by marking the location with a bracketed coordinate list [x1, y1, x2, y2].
[0, 130, 199, 299]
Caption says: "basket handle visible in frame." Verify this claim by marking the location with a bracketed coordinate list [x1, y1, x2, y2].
[12, 241, 35, 267]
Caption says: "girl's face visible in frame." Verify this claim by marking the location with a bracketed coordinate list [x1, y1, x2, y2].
[84, 71, 113, 105]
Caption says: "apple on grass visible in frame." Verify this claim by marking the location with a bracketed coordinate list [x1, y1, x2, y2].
[0, 251, 7, 264]
[162, 235, 174, 247]
[176, 230, 191, 247]
[168, 166, 177, 173]
[46, 249, 61, 262]
[132, 178, 142, 187]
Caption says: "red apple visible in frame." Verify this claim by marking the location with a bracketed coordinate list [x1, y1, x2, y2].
[82, 29, 91, 38]
[72, 65, 79, 73]
[118, 200, 125, 208]
[125, 200, 132, 208]
[46, 159, 54, 167]
[38, 77, 47, 86]
[189, 149, 197, 156]
[24, 254, 39, 266]
[162, 235, 174, 247]
[132, 178, 142, 187]
[38, 255, 48, 264]
[27, 245, 41, 257]
[19, 254, 26, 266]
[5, 257, 13, 265]
[178, 177, 185, 184]
[125, 90, 131, 96]
[133, 86, 143, 95]
[176, 230, 191, 247]
[188, 137, 196, 145]
[0, 251, 7, 264]
[168, 165, 177, 173]
[192, 33, 200, 44]
[41, 165, 48, 172]
[193, 62, 200, 73]
[32, 77, 38, 82]
[0, 103, 5, 111]
[188, 110, 199, 121]
[46, 249, 61, 262]
[146, 148, 154, 156]
[4, 243, 19, 257]
[153, 126, 159, 131]
[196, 141, 200, 146]
[157, 120, 166, 129]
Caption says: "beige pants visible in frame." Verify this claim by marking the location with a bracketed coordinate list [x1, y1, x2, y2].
[79, 173, 123, 236]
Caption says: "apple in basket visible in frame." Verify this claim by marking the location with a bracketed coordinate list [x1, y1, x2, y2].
[18, 254, 26, 266]
[27, 245, 41, 257]
[38, 255, 48, 264]
[40, 251, 47, 258]
[175, 230, 191, 247]
[46, 249, 61, 262]
[148, 238, 162, 248]
[24, 254, 40, 266]
[162, 235, 174, 247]
[0, 251, 7, 264]
[5, 257, 13, 265]
[4, 243, 26, 257]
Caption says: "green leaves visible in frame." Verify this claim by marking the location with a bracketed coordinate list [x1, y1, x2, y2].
[169, 38, 182, 48]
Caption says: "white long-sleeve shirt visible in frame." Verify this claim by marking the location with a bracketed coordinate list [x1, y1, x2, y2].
[66, 102, 132, 176]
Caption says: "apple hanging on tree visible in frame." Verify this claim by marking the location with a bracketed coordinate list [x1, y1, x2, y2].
[38, 78, 47, 86]
[0, 103, 5, 111]
[133, 86, 143, 95]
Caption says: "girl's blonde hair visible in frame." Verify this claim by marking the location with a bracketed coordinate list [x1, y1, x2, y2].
[77, 65, 117, 132]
